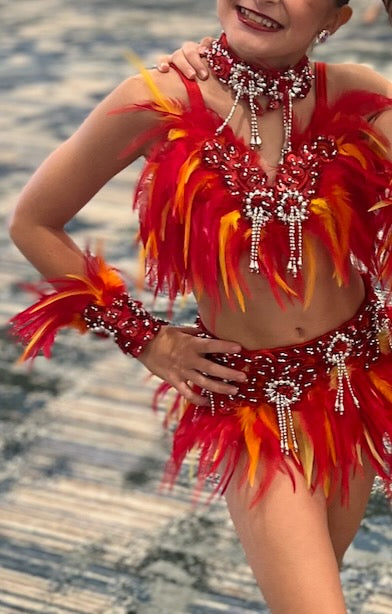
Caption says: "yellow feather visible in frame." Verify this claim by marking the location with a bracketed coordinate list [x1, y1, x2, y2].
[232, 279, 246, 312]
[259, 404, 280, 437]
[193, 273, 204, 301]
[368, 370, 392, 403]
[323, 474, 331, 498]
[160, 200, 171, 241]
[146, 231, 158, 259]
[355, 443, 364, 467]
[174, 154, 200, 221]
[323, 414, 337, 466]
[368, 199, 392, 212]
[125, 50, 181, 116]
[360, 128, 388, 156]
[330, 184, 352, 259]
[273, 272, 298, 297]
[29, 288, 94, 314]
[18, 316, 58, 363]
[338, 143, 368, 169]
[378, 329, 391, 355]
[168, 128, 187, 141]
[363, 428, 385, 467]
[295, 425, 315, 489]
[219, 210, 241, 299]
[238, 406, 261, 487]
[310, 197, 344, 282]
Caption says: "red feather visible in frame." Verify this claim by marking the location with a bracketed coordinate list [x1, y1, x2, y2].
[156, 350, 392, 505]
[9, 251, 127, 362]
[114, 83, 392, 306]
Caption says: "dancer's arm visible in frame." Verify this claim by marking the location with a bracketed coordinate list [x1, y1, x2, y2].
[9, 71, 246, 403]
[9, 74, 157, 279]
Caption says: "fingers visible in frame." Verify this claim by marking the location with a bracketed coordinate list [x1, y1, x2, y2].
[155, 54, 171, 73]
[185, 369, 239, 396]
[195, 336, 242, 355]
[155, 40, 211, 80]
[196, 357, 247, 384]
[181, 41, 209, 80]
[176, 380, 209, 405]
[198, 36, 214, 56]
[175, 326, 244, 359]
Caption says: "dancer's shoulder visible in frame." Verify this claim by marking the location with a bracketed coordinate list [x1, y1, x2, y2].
[324, 62, 392, 98]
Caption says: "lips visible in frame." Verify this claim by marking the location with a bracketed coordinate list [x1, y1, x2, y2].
[236, 5, 284, 31]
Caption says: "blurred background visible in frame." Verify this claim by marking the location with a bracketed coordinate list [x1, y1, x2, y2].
[0, 1, 391, 612]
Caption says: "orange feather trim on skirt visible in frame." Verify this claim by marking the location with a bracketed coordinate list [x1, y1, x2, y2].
[154, 291, 392, 507]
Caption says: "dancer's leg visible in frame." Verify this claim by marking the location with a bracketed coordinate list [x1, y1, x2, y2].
[224, 456, 347, 614]
[327, 453, 376, 568]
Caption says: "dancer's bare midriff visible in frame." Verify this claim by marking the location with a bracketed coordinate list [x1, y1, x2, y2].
[197, 238, 366, 350]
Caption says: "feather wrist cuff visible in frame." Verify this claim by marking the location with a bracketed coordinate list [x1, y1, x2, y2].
[83, 293, 167, 358]
[9, 250, 167, 362]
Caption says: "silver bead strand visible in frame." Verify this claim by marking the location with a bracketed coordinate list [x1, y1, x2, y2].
[248, 79, 263, 149]
[280, 92, 294, 163]
[276, 394, 289, 454]
[216, 84, 243, 136]
[325, 333, 361, 415]
[276, 393, 299, 455]
[334, 354, 360, 414]
[286, 405, 299, 453]
[249, 208, 264, 273]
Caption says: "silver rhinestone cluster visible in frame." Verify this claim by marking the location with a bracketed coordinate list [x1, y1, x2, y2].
[194, 293, 389, 454]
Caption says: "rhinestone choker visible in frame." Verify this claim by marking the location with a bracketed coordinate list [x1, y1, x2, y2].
[204, 33, 314, 161]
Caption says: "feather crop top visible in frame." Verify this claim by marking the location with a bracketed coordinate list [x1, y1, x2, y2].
[116, 63, 392, 311]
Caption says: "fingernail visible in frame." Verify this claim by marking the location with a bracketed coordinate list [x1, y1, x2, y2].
[230, 345, 241, 353]
[199, 46, 208, 56]
[230, 387, 239, 395]
[187, 70, 196, 79]
[199, 69, 208, 79]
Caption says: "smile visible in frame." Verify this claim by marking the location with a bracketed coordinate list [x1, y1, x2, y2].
[237, 6, 283, 30]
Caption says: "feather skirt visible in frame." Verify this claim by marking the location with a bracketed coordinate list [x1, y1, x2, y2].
[155, 293, 392, 507]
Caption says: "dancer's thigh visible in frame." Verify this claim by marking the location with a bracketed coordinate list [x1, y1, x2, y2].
[224, 455, 347, 614]
[327, 452, 376, 568]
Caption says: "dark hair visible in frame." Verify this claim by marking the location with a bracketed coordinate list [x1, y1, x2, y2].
[336, 0, 350, 5]
[383, 0, 391, 17]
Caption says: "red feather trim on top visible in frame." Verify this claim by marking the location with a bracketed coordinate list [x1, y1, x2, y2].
[9, 251, 127, 363]
[116, 79, 392, 308]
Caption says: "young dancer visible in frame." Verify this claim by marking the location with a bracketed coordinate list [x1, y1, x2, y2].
[9, 2, 392, 612]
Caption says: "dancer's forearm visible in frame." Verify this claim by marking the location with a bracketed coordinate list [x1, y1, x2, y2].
[9, 223, 85, 279]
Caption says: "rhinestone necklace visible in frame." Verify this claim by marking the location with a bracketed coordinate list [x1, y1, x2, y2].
[204, 33, 314, 161]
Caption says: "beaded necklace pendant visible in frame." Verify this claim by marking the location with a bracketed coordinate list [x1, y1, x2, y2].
[202, 136, 338, 276]
[203, 34, 336, 277]
[204, 33, 314, 159]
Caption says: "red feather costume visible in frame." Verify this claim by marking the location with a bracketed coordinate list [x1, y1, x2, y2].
[113, 62, 392, 504]
[9, 61, 392, 506]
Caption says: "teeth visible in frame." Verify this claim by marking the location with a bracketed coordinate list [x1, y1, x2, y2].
[239, 6, 280, 29]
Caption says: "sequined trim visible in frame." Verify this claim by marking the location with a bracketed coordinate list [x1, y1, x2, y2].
[196, 291, 389, 455]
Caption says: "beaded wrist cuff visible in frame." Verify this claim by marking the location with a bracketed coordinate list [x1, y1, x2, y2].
[83, 292, 168, 358]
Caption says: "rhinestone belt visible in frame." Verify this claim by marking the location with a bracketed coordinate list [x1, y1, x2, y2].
[196, 293, 390, 455]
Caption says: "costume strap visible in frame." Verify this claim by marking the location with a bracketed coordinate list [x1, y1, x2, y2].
[170, 64, 206, 112]
[315, 62, 328, 108]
